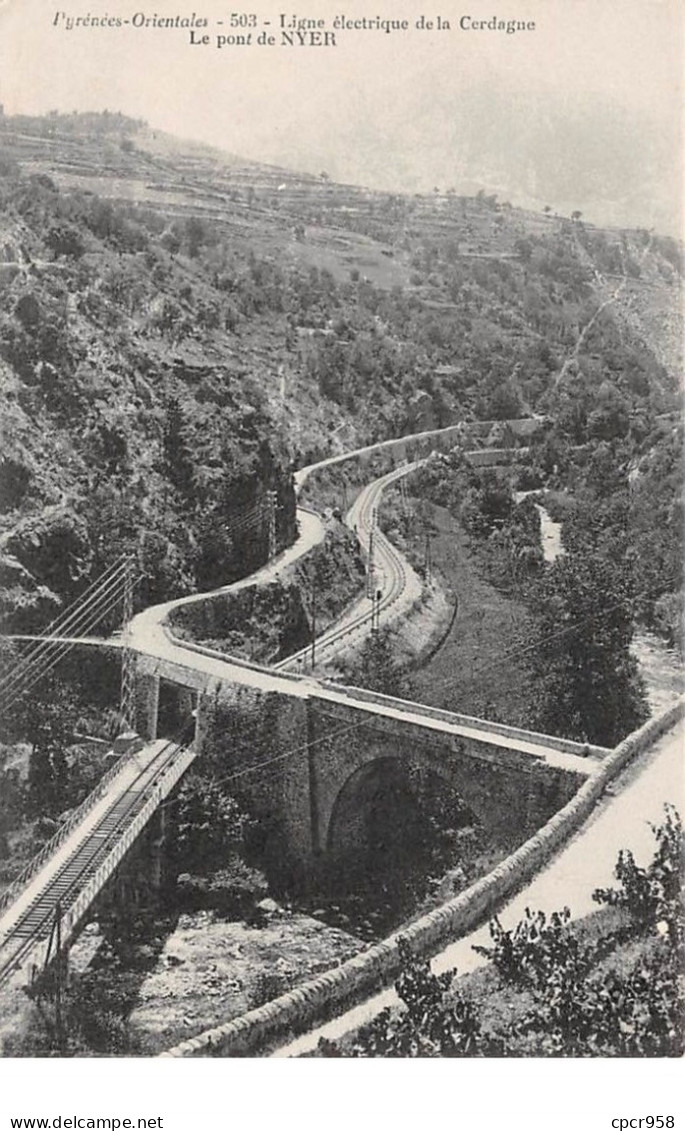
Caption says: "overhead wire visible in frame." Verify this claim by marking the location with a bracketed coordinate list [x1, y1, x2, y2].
[0, 556, 130, 693]
[225, 503, 269, 536]
[159, 711, 376, 813]
[0, 563, 132, 696]
[0, 570, 131, 701]
[1, 593, 133, 713]
[0, 502, 269, 707]
[392, 478, 681, 700]
[418, 567, 684, 703]
[1, 574, 139, 710]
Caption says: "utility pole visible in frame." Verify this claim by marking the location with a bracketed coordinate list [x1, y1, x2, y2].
[54, 902, 63, 1051]
[424, 531, 432, 584]
[41, 902, 64, 1051]
[310, 571, 316, 669]
[366, 527, 375, 599]
[119, 559, 136, 735]
[373, 587, 382, 631]
[266, 490, 277, 560]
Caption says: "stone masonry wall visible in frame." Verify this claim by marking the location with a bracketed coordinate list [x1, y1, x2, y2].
[159, 696, 684, 1058]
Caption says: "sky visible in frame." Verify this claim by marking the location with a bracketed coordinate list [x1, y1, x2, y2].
[0, 0, 682, 232]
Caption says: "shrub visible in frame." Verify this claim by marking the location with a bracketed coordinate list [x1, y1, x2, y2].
[341, 938, 499, 1057]
[593, 804, 683, 949]
[473, 906, 597, 992]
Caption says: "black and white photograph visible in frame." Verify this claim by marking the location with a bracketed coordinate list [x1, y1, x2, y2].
[0, 0, 682, 1109]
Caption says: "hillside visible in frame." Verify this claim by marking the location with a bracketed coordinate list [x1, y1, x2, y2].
[0, 111, 682, 633]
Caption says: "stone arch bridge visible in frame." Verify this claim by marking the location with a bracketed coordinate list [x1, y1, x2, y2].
[136, 654, 602, 885]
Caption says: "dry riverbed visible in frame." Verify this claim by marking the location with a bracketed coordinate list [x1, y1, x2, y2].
[128, 904, 362, 1055]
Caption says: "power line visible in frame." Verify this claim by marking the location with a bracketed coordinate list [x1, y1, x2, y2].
[1, 581, 137, 713]
[0, 563, 131, 699]
[0, 570, 130, 698]
[0, 498, 272, 710]
[225, 504, 265, 534]
[0, 557, 129, 693]
[1, 590, 127, 712]
[119, 562, 137, 733]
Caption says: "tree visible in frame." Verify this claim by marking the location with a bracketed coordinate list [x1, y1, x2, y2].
[594, 804, 683, 948]
[171, 771, 250, 873]
[0, 752, 26, 858]
[5, 674, 81, 819]
[587, 382, 630, 441]
[348, 628, 406, 697]
[329, 938, 494, 1057]
[162, 397, 195, 502]
[184, 217, 207, 259]
[515, 237, 533, 263]
[194, 509, 236, 589]
[524, 552, 648, 745]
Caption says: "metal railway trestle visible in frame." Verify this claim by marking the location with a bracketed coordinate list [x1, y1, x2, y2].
[0, 736, 195, 989]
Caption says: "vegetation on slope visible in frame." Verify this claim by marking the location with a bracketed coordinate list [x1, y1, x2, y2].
[390, 403, 683, 744]
[318, 805, 684, 1057]
[169, 521, 365, 662]
[0, 112, 680, 643]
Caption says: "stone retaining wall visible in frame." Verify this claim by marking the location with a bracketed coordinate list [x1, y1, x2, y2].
[159, 695, 684, 1058]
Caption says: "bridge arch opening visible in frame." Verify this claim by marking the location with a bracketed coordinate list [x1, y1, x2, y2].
[321, 758, 483, 937]
[157, 678, 197, 740]
[326, 757, 420, 873]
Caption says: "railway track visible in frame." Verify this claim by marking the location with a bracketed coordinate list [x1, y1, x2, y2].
[275, 462, 419, 671]
[0, 426, 528, 992]
[0, 735, 190, 988]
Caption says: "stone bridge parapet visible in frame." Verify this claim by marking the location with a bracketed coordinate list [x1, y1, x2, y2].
[159, 695, 685, 1059]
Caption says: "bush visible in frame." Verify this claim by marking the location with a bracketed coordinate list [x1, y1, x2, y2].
[593, 804, 683, 949]
[175, 861, 268, 918]
[475, 805, 684, 1056]
[328, 808, 684, 1057]
[473, 906, 596, 992]
[342, 938, 497, 1057]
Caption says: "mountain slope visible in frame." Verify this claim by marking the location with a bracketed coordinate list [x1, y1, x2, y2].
[0, 112, 681, 634]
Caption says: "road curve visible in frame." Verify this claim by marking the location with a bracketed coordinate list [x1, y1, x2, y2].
[130, 458, 425, 677]
[127, 507, 326, 692]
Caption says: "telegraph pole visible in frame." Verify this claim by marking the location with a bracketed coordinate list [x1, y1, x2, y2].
[54, 902, 63, 1050]
[424, 531, 432, 584]
[366, 526, 375, 599]
[266, 490, 277, 560]
[119, 559, 136, 735]
[373, 587, 382, 631]
[310, 572, 316, 669]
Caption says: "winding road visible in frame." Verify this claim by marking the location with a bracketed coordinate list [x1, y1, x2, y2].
[0, 438, 432, 988]
[128, 448, 429, 677]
